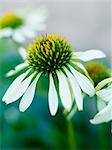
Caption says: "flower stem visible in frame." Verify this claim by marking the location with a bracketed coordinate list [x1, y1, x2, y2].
[66, 105, 77, 121]
[67, 119, 77, 149]
[63, 105, 78, 149]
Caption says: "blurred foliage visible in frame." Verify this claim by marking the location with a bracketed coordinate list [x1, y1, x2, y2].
[0, 38, 112, 149]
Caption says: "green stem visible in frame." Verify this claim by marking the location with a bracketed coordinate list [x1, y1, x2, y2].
[67, 119, 77, 149]
[63, 105, 78, 149]
[67, 105, 77, 121]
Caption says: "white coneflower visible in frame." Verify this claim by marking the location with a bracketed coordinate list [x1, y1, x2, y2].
[90, 77, 112, 124]
[0, 7, 48, 43]
[3, 33, 106, 116]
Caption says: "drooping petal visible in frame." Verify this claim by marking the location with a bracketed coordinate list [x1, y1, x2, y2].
[90, 100, 112, 124]
[57, 71, 72, 111]
[6, 62, 28, 77]
[95, 77, 112, 91]
[72, 61, 93, 84]
[3, 70, 36, 104]
[3, 69, 30, 102]
[31, 24, 46, 31]
[25, 7, 48, 32]
[73, 50, 106, 62]
[97, 97, 106, 111]
[12, 30, 25, 43]
[0, 28, 13, 38]
[19, 73, 41, 112]
[26, 7, 48, 24]
[20, 27, 36, 38]
[69, 65, 95, 96]
[96, 88, 112, 102]
[18, 47, 27, 60]
[64, 68, 83, 110]
[48, 73, 58, 116]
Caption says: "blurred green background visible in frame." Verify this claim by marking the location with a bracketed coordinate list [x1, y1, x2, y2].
[0, 38, 112, 149]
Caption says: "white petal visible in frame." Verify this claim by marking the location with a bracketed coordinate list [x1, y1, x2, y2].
[18, 47, 27, 60]
[72, 61, 93, 84]
[0, 28, 13, 37]
[19, 27, 36, 38]
[57, 71, 72, 111]
[26, 7, 48, 24]
[6, 70, 16, 77]
[34, 23, 46, 31]
[25, 30, 36, 38]
[48, 73, 58, 116]
[3, 70, 36, 104]
[64, 68, 83, 110]
[97, 97, 106, 111]
[69, 65, 95, 96]
[6, 63, 28, 77]
[73, 50, 106, 62]
[96, 88, 112, 102]
[24, 7, 48, 32]
[24, 22, 46, 31]
[12, 31, 25, 43]
[90, 100, 112, 124]
[16, 8, 31, 19]
[19, 73, 41, 112]
[3, 69, 30, 102]
[95, 77, 112, 91]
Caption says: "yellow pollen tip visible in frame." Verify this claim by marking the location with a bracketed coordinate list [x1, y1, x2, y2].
[27, 33, 72, 73]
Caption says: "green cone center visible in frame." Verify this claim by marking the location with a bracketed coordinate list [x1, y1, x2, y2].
[0, 12, 23, 29]
[27, 33, 73, 74]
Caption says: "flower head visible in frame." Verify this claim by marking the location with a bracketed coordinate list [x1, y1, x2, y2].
[3, 33, 106, 116]
[27, 34, 72, 74]
[85, 61, 110, 86]
[0, 12, 23, 29]
[0, 8, 48, 43]
[90, 77, 112, 124]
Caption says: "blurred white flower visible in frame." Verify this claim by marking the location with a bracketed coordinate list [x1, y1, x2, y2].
[0, 7, 48, 43]
[90, 77, 112, 124]
[3, 33, 106, 116]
